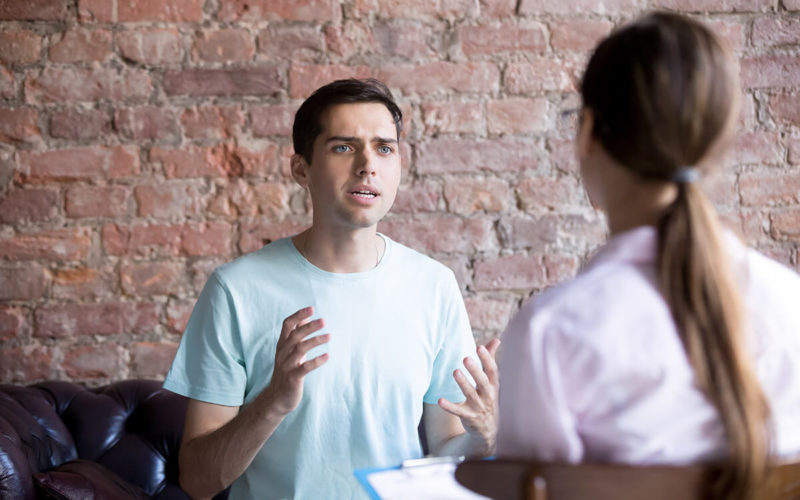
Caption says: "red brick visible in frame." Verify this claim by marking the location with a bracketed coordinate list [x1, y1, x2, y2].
[102, 223, 182, 257]
[474, 253, 579, 291]
[0, 265, 47, 300]
[459, 21, 546, 56]
[478, 0, 516, 17]
[0, 107, 40, 143]
[65, 185, 129, 218]
[503, 214, 607, 251]
[0, 188, 58, 223]
[740, 168, 800, 207]
[114, 106, 179, 141]
[487, 98, 550, 135]
[379, 215, 496, 254]
[704, 19, 746, 51]
[505, 60, 574, 94]
[520, 0, 635, 14]
[129, 342, 179, 378]
[115, 0, 204, 22]
[251, 104, 297, 137]
[0, 30, 42, 64]
[52, 266, 114, 299]
[18, 146, 140, 183]
[352, 0, 478, 19]
[417, 138, 544, 174]
[25, 67, 152, 104]
[787, 0, 800, 10]
[181, 105, 243, 139]
[190, 258, 227, 292]
[193, 29, 255, 63]
[770, 208, 800, 240]
[768, 94, 800, 126]
[0, 346, 52, 383]
[49, 29, 112, 63]
[790, 137, 800, 165]
[0, 66, 14, 99]
[324, 21, 374, 60]
[741, 56, 800, 89]
[166, 298, 195, 333]
[443, 177, 511, 215]
[224, 142, 281, 177]
[551, 19, 614, 52]
[218, 0, 339, 21]
[0, 228, 91, 261]
[736, 209, 769, 245]
[252, 182, 290, 218]
[135, 181, 203, 219]
[0, 0, 68, 21]
[116, 28, 184, 65]
[152, 145, 220, 178]
[548, 138, 579, 174]
[378, 61, 500, 95]
[259, 25, 325, 60]
[164, 67, 281, 97]
[77, 0, 112, 22]
[207, 179, 257, 219]
[392, 181, 440, 213]
[517, 176, 587, 211]
[50, 108, 112, 140]
[0, 306, 25, 341]
[63, 344, 125, 380]
[753, 16, 800, 47]
[652, 0, 769, 11]
[121, 261, 187, 296]
[370, 22, 438, 59]
[181, 221, 234, 256]
[35, 302, 156, 338]
[239, 218, 310, 253]
[422, 101, 484, 135]
[464, 296, 516, 331]
[434, 254, 470, 290]
[732, 131, 783, 165]
[289, 64, 373, 99]
[153, 143, 280, 179]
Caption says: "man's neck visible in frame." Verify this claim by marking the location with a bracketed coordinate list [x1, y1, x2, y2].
[292, 226, 384, 273]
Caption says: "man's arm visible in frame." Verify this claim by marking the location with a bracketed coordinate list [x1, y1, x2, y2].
[178, 307, 330, 500]
[423, 339, 501, 458]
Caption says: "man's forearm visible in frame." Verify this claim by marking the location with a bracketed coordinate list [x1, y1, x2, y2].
[179, 392, 288, 499]
[434, 431, 495, 459]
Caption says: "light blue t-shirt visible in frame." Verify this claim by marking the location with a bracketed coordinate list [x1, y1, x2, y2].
[163, 234, 476, 499]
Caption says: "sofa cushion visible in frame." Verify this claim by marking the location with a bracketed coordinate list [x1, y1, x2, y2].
[33, 459, 148, 500]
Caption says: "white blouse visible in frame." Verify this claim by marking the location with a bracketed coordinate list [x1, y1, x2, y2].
[497, 226, 800, 464]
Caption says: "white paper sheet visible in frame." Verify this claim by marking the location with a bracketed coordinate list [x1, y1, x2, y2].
[365, 462, 491, 500]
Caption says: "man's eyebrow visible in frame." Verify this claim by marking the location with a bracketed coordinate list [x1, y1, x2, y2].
[325, 136, 398, 144]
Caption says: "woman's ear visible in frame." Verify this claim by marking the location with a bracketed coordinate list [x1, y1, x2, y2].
[576, 108, 595, 162]
[290, 154, 310, 187]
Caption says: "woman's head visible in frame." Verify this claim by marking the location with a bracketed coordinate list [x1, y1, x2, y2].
[579, 13, 771, 500]
[580, 12, 739, 182]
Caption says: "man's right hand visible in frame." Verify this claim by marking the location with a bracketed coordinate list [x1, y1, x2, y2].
[263, 306, 330, 416]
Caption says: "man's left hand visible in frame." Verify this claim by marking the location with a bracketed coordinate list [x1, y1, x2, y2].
[437, 338, 501, 455]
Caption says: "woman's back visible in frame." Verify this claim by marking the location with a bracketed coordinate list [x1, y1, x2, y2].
[497, 226, 800, 464]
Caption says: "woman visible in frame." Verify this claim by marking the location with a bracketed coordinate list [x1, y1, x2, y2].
[496, 12, 800, 499]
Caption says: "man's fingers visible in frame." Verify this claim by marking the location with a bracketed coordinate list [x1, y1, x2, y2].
[485, 338, 501, 357]
[287, 318, 325, 343]
[453, 368, 480, 402]
[463, 356, 490, 394]
[477, 345, 500, 387]
[438, 397, 469, 419]
[280, 307, 314, 340]
[292, 353, 329, 377]
[283, 333, 330, 368]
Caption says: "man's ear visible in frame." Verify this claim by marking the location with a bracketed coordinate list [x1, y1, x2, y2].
[290, 154, 310, 187]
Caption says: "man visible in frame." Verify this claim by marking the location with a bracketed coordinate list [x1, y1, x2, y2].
[163, 78, 500, 500]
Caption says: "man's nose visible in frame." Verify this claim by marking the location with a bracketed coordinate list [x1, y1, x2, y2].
[355, 149, 377, 177]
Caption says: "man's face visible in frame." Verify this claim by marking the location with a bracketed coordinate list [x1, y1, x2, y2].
[295, 102, 401, 231]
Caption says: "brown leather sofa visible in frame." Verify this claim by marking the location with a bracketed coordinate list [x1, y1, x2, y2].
[0, 379, 229, 499]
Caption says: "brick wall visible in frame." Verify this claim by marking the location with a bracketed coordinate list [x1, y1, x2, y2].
[1, 0, 799, 385]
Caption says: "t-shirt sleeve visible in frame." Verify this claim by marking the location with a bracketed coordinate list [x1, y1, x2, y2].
[423, 271, 477, 404]
[163, 271, 247, 407]
[496, 301, 584, 462]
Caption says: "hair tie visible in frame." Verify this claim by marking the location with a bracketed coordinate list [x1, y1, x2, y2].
[672, 167, 700, 184]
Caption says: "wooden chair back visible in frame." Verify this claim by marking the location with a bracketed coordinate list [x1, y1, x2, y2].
[455, 458, 800, 500]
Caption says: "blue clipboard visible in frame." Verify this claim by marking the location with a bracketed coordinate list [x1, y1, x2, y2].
[354, 465, 399, 500]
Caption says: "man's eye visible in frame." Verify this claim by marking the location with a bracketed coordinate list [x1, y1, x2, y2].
[378, 146, 393, 154]
[333, 145, 351, 153]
